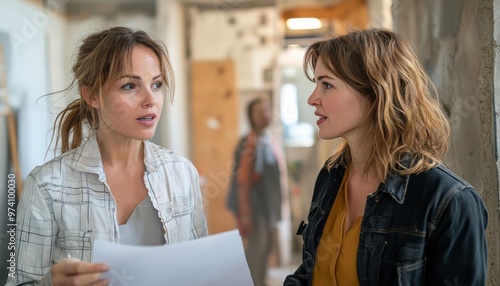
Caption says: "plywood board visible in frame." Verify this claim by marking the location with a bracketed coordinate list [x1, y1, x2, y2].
[191, 60, 239, 234]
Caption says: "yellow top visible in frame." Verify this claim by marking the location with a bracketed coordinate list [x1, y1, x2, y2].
[312, 168, 362, 286]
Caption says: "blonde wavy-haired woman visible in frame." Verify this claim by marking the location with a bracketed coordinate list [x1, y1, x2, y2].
[6, 27, 207, 286]
[284, 29, 488, 285]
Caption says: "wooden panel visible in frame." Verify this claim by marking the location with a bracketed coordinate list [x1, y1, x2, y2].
[191, 60, 239, 234]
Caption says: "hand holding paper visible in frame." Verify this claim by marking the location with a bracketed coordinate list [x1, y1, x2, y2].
[92, 230, 253, 286]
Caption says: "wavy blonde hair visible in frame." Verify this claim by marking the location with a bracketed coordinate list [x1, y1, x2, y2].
[304, 28, 450, 181]
[51, 26, 174, 154]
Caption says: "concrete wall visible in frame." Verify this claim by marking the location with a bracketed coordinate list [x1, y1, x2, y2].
[393, 0, 499, 284]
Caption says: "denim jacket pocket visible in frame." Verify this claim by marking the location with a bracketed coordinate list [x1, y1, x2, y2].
[396, 243, 425, 286]
[56, 230, 93, 262]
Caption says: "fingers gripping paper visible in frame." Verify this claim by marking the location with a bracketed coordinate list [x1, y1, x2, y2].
[92, 230, 253, 286]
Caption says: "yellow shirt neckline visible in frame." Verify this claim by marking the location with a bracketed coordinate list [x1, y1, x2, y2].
[312, 167, 362, 286]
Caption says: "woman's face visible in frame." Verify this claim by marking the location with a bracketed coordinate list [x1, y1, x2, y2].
[93, 45, 164, 142]
[308, 57, 372, 142]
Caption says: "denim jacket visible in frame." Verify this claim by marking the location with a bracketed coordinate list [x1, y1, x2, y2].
[284, 160, 488, 286]
[6, 134, 208, 286]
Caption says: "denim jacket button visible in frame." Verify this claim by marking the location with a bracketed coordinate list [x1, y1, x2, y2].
[374, 196, 380, 202]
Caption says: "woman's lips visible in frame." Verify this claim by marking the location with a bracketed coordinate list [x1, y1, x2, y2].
[314, 112, 327, 125]
[316, 117, 326, 125]
[137, 114, 156, 127]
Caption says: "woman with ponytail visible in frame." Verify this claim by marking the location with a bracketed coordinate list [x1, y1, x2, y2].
[6, 26, 207, 286]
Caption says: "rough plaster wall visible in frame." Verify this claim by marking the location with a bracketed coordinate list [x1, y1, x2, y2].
[393, 0, 499, 284]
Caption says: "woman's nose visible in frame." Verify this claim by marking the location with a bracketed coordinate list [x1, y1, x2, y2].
[307, 89, 319, 106]
[142, 88, 157, 107]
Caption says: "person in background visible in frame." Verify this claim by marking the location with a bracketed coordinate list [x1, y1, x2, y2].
[227, 98, 286, 286]
[6, 26, 207, 286]
[284, 28, 488, 285]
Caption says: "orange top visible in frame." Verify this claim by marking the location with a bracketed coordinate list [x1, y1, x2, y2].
[312, 168, 362, 286]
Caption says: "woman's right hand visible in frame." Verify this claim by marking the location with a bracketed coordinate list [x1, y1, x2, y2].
[50, 257, 109, 286]
[237, 215, 254, 237]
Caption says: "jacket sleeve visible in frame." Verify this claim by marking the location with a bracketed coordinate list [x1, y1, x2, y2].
[425, 187, 488, 285]
[5, 173, 56, 286]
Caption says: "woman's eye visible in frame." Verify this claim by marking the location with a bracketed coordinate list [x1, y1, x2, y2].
[122, 83, 135, 90]
[322, 82, 333, 89]
[153, 82, 163, 89]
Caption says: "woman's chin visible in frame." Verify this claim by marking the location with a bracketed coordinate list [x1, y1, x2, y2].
[317, 131, 337, 141]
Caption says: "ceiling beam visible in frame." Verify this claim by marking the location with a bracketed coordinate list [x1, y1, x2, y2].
[282, 0, 365, 21]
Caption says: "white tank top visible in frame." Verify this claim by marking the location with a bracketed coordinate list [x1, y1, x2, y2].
[118, 197, 166, 245]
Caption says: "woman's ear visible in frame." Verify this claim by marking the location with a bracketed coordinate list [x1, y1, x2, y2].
[81, 86, 100, 109]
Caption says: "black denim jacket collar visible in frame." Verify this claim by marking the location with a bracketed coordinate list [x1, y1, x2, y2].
[332, 157, 411, 205]
[379, 173, 410, 204]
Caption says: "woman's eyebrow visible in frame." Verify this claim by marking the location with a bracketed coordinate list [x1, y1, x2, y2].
[118, 74, 162, 80]
[317, 75, 335, 81]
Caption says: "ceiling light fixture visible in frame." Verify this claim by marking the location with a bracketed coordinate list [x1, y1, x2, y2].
[286, 18, 322, 30]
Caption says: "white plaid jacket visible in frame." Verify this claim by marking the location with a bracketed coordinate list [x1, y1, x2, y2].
[5, 134, 208, 285]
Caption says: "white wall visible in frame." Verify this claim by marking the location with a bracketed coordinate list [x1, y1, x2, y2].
[0, 0, 52, 181]
[0, 0, 54, 282]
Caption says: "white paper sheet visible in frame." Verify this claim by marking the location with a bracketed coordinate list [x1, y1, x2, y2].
[92, 229, 253, 286]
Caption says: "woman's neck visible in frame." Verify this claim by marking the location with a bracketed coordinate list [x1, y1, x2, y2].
[252, 126, 265, 135]
[96, 130, 144, 168]
[346, 137, 378, 184]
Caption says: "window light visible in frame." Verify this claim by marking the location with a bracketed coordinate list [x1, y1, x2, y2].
[286, 18, 322, 30]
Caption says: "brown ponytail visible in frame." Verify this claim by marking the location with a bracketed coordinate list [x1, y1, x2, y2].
[52, 97, 98, 154]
